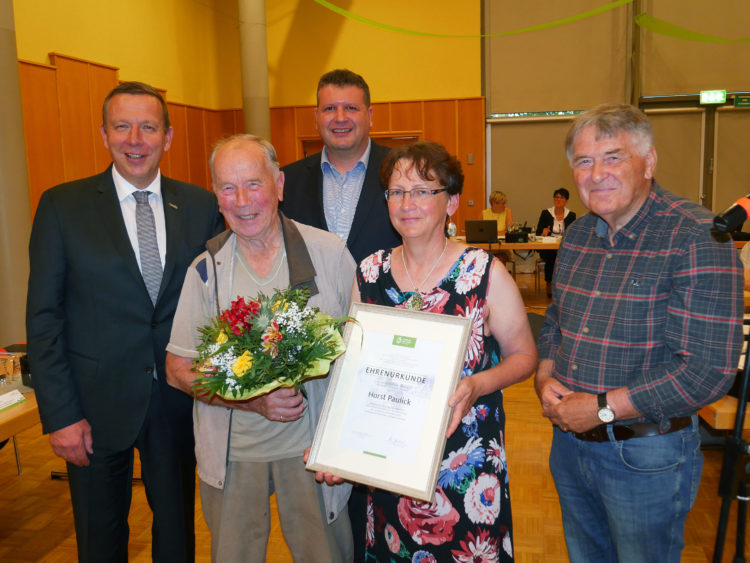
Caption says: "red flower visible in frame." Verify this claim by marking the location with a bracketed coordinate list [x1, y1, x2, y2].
[219, 297, 260, 335]
[397, 487, 460, 546]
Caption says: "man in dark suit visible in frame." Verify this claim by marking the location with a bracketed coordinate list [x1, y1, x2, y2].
[280, 69, 400, 264]
[26, 81, 224, 562]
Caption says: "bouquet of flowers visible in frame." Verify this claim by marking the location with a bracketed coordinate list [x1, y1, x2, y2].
[192, 287, 347, 400]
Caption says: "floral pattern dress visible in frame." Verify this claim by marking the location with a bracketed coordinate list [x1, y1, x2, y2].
[355, 247, 514, 563]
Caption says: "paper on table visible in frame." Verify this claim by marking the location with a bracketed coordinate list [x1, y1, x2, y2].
[0, 389, 26, 413]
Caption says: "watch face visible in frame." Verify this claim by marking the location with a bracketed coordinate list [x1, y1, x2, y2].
[598, 407, 615, 424]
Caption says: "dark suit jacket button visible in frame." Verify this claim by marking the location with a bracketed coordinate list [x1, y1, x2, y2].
[151, 322, 157, 328]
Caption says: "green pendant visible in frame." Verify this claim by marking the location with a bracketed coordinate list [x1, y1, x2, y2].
[405, 292, 424, 310]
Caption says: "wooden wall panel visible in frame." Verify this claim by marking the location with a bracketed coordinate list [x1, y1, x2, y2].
[88, 64, 119, 172]
[370, 102, 390, 133]
[270, 107, 297, 166]
[294, 107, 317, 139]
[50, 54, 97, 181]
[18, 61, 64, 215]
[165, 103, 190, 183]
[390, 101, 423, 132]
[456, 98, 486, 225]
[185, 107, 208, 189]
[205, 110, 237, 151]
[423, 100, 457, 155]
[233, 109, 244, 134]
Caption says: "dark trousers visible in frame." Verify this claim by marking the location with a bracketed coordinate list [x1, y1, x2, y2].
[67, 380, 196, 563]
[539, 249, 558, 283]
[348, 485, 368, 562]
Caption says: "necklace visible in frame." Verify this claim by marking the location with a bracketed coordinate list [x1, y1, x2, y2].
[238, 248, 287, 286]
[401, 238, 448, 310]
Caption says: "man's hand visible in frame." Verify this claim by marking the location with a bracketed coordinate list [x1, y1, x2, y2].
[544, 392, 601, 433]
[49, 419, 93, 466]
[244, 387, 307, 422]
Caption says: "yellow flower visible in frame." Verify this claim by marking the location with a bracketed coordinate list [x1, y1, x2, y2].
[231, 351, 254, 377]
[216, 330, 228, 344]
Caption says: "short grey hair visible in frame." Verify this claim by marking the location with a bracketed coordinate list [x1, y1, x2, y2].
[209, 134, 281, 188]
[565, 103, 654, 164]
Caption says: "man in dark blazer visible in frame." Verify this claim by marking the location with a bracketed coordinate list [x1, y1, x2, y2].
[26, 82, 224, 563]
[280, 69, 399, 561]
[280, 69, 400, 264]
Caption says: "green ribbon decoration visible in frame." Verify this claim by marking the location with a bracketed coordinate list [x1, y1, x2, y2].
[313, 0, 634, 39]
[634, 13, 750, 43]
[313, 0, 749, 43]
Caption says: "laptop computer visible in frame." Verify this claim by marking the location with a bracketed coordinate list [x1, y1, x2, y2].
[465, 220, 498, 243]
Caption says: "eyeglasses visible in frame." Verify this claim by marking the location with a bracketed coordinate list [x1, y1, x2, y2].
[384, 188, 448, 202]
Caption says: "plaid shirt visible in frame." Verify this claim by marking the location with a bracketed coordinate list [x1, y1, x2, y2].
[538, 182, 743, 426]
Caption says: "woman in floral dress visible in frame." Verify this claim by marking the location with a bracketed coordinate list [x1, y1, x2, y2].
[344, 141, 537, 562]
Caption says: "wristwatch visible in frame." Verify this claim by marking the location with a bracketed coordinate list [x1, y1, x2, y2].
[597, 392, 615, 424]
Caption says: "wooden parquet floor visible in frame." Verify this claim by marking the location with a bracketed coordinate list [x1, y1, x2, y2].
[0, 273, 747, 561]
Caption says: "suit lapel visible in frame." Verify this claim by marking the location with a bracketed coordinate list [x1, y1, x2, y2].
[160, 177, 183, 303]
[93, 167, 146, 292]
[347, 143, 383, 247]
[309, 156, 328, 230]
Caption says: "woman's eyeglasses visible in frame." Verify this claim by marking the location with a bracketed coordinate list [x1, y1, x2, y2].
[384, 188, 447, 202]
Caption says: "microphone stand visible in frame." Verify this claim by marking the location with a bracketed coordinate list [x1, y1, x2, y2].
[713, 319, 750, 563]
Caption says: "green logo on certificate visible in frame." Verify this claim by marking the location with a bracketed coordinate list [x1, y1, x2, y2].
[392, 335, 417, 348]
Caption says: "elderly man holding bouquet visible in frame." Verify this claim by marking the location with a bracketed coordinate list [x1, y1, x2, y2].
[165, 134, 356, 562]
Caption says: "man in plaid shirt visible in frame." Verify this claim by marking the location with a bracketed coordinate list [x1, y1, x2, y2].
[536, 103, 743, 562]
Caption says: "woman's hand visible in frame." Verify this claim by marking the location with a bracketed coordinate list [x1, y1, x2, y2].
[446, 375, 482, 437]
[541, 227, 550, 236]
[303, 447, 345, 485]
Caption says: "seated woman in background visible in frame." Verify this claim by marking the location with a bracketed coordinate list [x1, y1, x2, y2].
[535, 187, 577, 297]
[482, 190, 513, 235]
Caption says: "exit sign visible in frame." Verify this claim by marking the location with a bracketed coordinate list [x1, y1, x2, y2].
[700, 90, 726, 104]
[735, 94, 750, 108]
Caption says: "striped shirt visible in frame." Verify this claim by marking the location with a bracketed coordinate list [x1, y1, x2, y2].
[538, 182, 743, 427]
[321, 141, 371, 243]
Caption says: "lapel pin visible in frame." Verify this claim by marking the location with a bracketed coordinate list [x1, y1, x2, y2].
[169, 203, 179, 209]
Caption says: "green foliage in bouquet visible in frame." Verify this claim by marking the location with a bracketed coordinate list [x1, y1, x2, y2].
[192, 287, 346, 400]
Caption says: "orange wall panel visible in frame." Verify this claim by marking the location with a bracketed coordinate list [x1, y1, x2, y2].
[370, 102, 390, 133]
[390, 101, 423, 132]
[88, 64, 119, 172]
[18, 61, 65, 215]
[270, 107, 297, 166]
[294, 106, 317, 138]
[50, 54, 97, 181]
[185, 107, 208, 189]
[204, 110, 237, 152]
[456, 98, 485, 224]
[165, 103, 190, 183]
[233, 109, 244, 134]
[423, 100, 457, 155]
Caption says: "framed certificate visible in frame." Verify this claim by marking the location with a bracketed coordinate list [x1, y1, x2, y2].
[306, 302, 472, 502]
